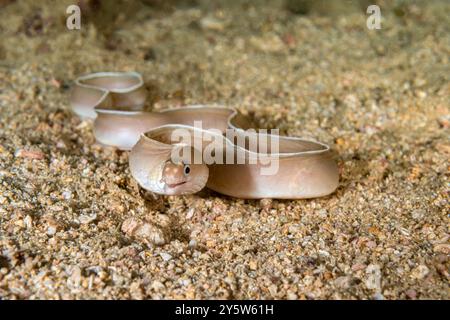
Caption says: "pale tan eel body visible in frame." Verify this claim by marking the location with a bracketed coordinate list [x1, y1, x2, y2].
[70, 72, 339, 199]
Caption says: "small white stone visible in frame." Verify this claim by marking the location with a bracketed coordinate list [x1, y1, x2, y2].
[199, 17, 225, 31]
[160, 252, 172, 261]
[47, 226, 57, 236]
[180, 278, 191, 286]
[411, 265, 429, 280]
[133, 222, 167, 245]
[151, 280, 165, 291]
[78, 213, 97, 224]
[188, 239, 197, 248]
[287, 292, 298, 300]
[373, 292, 385, 300]
[186, 208, 195, 219]
[365, 264, 382, 291]
[411, 209, 425, 220]
[68, 266, 82, 288]
[316, 209, 328, 218]
[24, 215, 33, 229]
[318, 250, 330, 258]
[334, 276, 352, 289]
[62, 190, 72, 200]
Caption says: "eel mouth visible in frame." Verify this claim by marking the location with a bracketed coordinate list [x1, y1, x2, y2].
[166, 181, 187, 189]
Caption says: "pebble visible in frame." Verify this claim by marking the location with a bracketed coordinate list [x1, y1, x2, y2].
[62, 190, 72, 200]
[188, 239, 197, 248]
[373, 292, 385, 300]
[415, 90, 427, 99]
[249, 260, 258, 271]
[351, 263, 366, 272]
[180, 278, 191, 286]
[186, 208, 195, 219]
[411, 209, 425, 220]
[437, 115, 449, 128]
[286, 291, 298, 300]
[121, 218, 139, 235]
[260, 198, 273, 211]
[334, 276, 352, 289]
[160, 252, 172, 262]
[411, 265, 429, 280]
[249, 35, 285, 53]
[122, 218, 167, 246]
[365, 264, 382, 292]
[45, 218, 62, 236]
[78, 213, 97, 224]
[14, 149, 45, 160]
[47, 225, 57, 236]
[151, 280, 166, 291]
[199, 17, 225, 31]
[24, 215, 33, 229]
[68, 266, 82, 288]
[405, 289, 417, 299]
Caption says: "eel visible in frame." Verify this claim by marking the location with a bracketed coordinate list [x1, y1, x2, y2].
[70, 71, 339, 199]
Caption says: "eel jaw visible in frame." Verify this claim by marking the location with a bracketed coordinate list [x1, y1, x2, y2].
[165, 181, 187, 189]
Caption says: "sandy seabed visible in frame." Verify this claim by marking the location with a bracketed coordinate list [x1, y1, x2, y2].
[0, 0, 448, 299]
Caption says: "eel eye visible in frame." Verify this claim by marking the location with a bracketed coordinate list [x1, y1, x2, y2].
[184, 164, 191, 175]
